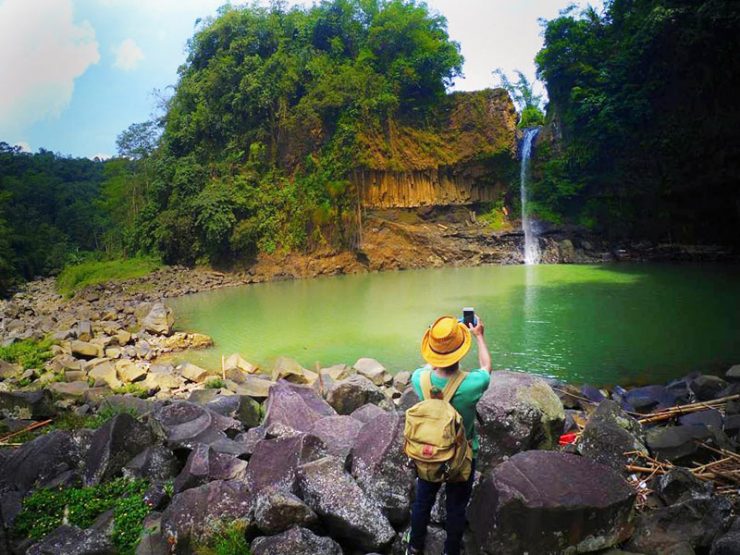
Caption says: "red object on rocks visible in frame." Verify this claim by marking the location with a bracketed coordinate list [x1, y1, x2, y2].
[559, 432, 578, 446]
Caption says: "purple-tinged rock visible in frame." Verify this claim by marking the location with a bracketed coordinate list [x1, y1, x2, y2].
[245, 433, 327, 493]
[251, 526, 341, 555]
[262, 381, 335, 433]
[150, 401, 241, 450]
[253, 486, 318, 534]
[309, 415, 364, 461]
[173, 444, 248, 494]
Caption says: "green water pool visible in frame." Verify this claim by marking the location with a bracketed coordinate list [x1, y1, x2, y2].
[167, 263, 740, 386]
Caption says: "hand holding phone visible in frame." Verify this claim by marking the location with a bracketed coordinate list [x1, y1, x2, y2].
[462, 307, 477, 328]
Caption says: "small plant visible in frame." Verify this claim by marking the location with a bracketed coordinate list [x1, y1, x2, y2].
[193, 520, 250, 555]
[0, 337, 55, 369]
[13, 478, 150, 554]
[204, 377, 226, 389]
[112, 383, 149, 398]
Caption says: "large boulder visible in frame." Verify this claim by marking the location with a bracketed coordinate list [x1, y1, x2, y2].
[140, 302, 174, 336]
[690, 375, 729, 401]
[297, 456, 396, 552]
[70, 340, 103, 359]
[326, 374, 387, 415]
[309, 415, 364, 460]
[173, 444, 248, 494]
[350, 403, 387, 423]
[353, 357, 391, 386]
[711, 518, 740, 555]
[254, 486, 318, 534]
[262, 381, 336, 433]
[626, 496, 733, 554]
[271, 357, 311, 384]
[150, 401, 242, 450]
[476, 371, 564, 472]
[123, 446, 180, 482]
[0, 360, 22, 381]
[468, 451, 636, 555]
[577, 400, 648, 474]
[83, 413, 155, 486]
[349, 411, 414, 525]
[27, 524, 114, 555]
[251, 527, 342, 555]
[225, 375, 273, 398]
[655, 467, 713, 506]
[646, 424, 712, 461]
[0, 390, 55, 419]
[205, 394, 261, 429]
[245, 433, 327, 493]
[161, 480, 253, 549]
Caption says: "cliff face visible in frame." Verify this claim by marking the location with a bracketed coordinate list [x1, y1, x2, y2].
[353, 88, 518, 208]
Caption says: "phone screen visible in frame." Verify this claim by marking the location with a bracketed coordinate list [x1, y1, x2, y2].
[463, 307, 475, 327]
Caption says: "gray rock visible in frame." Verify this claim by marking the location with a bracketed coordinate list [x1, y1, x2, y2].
[626, 496, 733, 554]
[150, 401, 242, 450]
[99, 395, 162, 417]
[206, 394, 261, 429]
[468, 451, 636, 555]
[135, 532, 170, 555]
[245, 433, 327, 493]
[349, 411, 414, 525]
[679, 408, 723, 429]
[161, 480, 253, 547]
[0, 389, 55, 419]
[309, 415, 364, 460]
[178, 362, 211, 383]
[0, 360, 22, 381]
[625, 385, 675, 411]
[326, 374, 386, 415]
[476, 371, 564, 473]
[646, 424, 712, 461]
[254, 486, 318, 534]
[251, 526, 342, 555]
[655, 468, 713, 506]
[691, 375, 729, 401]
[350, 403, 386, 423]
[297, 456, 396, 552]
[140, 302, 174, 336]
[262, 381, 336, 433]
[173, 444, 248, 494]
[271, 356, 310, 384]
[725, 364, 740, 381]
[76, 321, 93, 342]
[354, 357, 390, 386]
[577, 399, 648, 474]
[711, 523, 740, 555]
[83, 413, 155, 486]
[123, 446, 180, 482]
[393, 371, 411, 392]
[397, 387, 420, 412]
[225, 375, 273, 398]
[27, 524, 114, 555]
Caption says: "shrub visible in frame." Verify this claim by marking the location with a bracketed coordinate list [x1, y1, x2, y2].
[193, 520, 250, 555]
[204, 377, 226, 389]
[0, 337, 54, 369]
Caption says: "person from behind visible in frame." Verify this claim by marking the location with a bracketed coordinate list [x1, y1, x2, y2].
[403, 313, 492, 555]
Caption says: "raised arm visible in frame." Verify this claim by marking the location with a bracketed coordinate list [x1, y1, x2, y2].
[469, 318, 491, 372]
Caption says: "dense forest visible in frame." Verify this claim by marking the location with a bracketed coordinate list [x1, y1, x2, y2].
[1, 0, 739, 296]
[533, 0, 740, 243]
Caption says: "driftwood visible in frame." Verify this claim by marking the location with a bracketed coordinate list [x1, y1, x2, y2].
[637, 394, 740, 425]
[0, 418, 53, 446]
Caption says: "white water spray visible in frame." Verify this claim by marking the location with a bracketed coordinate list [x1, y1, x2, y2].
[520, 127, 541, 265]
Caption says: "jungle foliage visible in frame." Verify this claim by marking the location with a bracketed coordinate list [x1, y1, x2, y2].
[533, 0, 740, 243]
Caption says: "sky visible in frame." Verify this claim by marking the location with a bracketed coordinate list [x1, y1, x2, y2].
[0, 0, 603, 159]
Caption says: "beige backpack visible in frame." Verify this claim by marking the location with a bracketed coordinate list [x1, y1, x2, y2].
[403, 370, 472, 483]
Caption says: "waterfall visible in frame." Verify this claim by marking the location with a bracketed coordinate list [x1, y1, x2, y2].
[520, 127, 541, 265]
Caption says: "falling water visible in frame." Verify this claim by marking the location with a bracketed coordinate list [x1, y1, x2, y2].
[520, 127, 541, 265]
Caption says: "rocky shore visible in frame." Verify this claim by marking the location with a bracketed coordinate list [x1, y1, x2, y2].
[1, 271, 740, 554]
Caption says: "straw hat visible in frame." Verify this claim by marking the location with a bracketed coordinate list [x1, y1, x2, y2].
[421, 316, 472, 367]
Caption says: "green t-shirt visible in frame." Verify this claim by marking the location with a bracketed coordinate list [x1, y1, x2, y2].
[411, 367, 491, 457]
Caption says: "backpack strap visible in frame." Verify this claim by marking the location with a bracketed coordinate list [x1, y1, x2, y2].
[442, 371, 468, 403]
[421, 370, 433, 400]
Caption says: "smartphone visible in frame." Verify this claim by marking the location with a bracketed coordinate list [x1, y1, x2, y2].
[463, 307, 476, 327]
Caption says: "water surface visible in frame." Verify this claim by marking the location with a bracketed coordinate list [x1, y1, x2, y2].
[168, 264, 740, 385]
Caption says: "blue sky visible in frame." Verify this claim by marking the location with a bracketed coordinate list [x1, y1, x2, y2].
[0, 0, 602, 159]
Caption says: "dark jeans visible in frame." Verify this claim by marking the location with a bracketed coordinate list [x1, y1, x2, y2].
[409, 460, 476, 555]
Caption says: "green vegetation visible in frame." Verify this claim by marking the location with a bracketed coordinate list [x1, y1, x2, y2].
[9, 406, 138, 443]
[193, 520, 250, 555]
[56, 257, 160, 297]
[13, 478, 150, 554]
[0, 337, 54, 369]
[493, 69, 544, 128]
[534, 0, 740, 244]
[204, 377, 227, 389]
[111, 383, 150, 398]
[477, 201, 512, 232]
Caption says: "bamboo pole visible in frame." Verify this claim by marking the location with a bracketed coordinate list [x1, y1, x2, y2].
[638, 394, 740, 424]
[0, 419, 52, 443]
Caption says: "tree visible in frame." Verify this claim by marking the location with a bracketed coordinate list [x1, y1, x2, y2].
[116, 121, 161, 160]
[493, 69, 545, 128]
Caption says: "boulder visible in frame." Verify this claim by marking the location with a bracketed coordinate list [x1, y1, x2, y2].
[116, 359, 147, 383]
[326, 374, 386, 415]
[297, 456, 396, 552]
[143, 364, 182, 392]
[397, 387, 420, 412]
[254, 486, 318, 534]
[309, 415, 364, 460]
[349, 411, 414, 525]
[140, 303, 174, 336]
[468, 451, 636, 555]
[88, 360, 123, 389]
[0, 360, 22, 381]
[27, 524, 114, 555]
[0, 389, 55, 419]
[577, 400, 648, 474]
[225, 375, 273, 398]
[177, 362, 211, 383]
[251, 527, 341, 555]
[393, 371, 411, 392]
[690, 375, 729, 401]
[476, 371, 564, 473]
[223, 353, 258, 374]
[321, 364, 354, 381]
[626, 496, 733, 554]
[99, 395, 162, 417]
[354, 357, 390, 386]
[625, 385, 675, 412]
[48, 381, 92, 400]
[679, 408, 723, 429]
[83, 413, 155, 486]
[123, 446, 180, 482]
[206, 394, 261, 429]
[150, 401, 242, 450]
[76, 321, 93, 342]
[646, 424, 712, 461]
[173, 444, 248, 494]
[272, 357, 310, 384]
[245, 433, 327, 493]
[350, 403, 386, 423]
[711, 518, 740, 555]
[262, 381, 336, 433]
[655, 468, 713, 506]
[70, 340, 103, 359]
[725, 365, 740, 381]
[161, 480, 253, 547]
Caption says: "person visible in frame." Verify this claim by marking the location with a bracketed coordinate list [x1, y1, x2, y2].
[406, 314, 492, 555]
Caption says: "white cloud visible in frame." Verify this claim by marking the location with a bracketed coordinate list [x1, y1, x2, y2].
[113, 38, 144, 71]
[0, 0, 100, 136]
[14, 141, 31, 153]
[89, 152, 111, 160]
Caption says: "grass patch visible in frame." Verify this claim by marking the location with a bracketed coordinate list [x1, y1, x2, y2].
[12, 478, 150, 554]
[477, 201, 513, 232]
[56, 257, 161, 297]
[204, 377, 227, 389]
[0, 337, 55, 369]
[111, 383, 149, 398]
[10, 406, 138, 444]
[193, 520, 250, 555]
